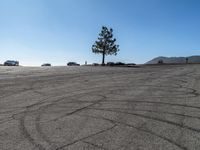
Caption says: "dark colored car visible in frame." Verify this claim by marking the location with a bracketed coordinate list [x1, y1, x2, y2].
[4, 60, 19, 66]
[67, 62, 80, 66]
[92, 63, 100, 66]
[158, 60, 164, 64]
[115, 62, 125, 66]
[41, 63, 51, 66]
[107, 62, 115, 66]
[126, 63, 136, 66]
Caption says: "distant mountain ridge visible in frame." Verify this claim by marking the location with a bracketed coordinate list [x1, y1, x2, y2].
[146, 56, 200, 64]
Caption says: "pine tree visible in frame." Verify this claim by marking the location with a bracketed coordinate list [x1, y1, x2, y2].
[92, 26, 120, 65]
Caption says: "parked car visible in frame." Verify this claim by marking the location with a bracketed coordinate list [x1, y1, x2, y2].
[67, 62, 80, 66]
[158, 60, 164, 64]
[41, 63, 51, 66]
[115, 62, 125, 66]
[4, 60, 19, 66]
[92, 63, 100, 66]
[126, 63, 136, 66]
[107, 62, 115, 66]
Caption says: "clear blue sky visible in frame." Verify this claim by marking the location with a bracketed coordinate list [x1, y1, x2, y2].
[0, 0, 200, 66]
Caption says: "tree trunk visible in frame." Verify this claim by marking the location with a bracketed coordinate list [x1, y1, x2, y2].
[102, 51, 105, 66]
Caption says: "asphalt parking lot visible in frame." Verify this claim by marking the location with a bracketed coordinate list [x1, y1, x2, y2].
[0, 65, 200, 150]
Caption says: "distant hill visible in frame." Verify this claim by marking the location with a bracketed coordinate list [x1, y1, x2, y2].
[146, 56, 200, 64]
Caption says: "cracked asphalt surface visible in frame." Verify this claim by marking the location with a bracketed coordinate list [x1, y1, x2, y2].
[0, 65, 200, 150]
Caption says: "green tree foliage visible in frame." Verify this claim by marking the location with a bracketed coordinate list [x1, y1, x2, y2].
[92, 26, 120, 65]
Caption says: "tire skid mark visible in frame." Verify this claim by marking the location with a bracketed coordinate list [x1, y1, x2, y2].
[83, 141, 109, 150]
[24, 87, 108, 113]
[6, 66, 198, 150]
[88, 108, 200, 133]
[35, 111, 57, 149]
[44, 101, 200, 121]
[45, 99, 200, 111]
[37, 95, 200, 126]
[12, 89, 101, 122]
[19, 115, 46, 150]
[99, 100, 200, 110]
[108, 88, 198, 98]
[16, 79, 193, 120]
[15, 84, 198, 149]
[55, 124, 117, 150]
[52, 95, 106, 122]
[107, 88, 198, 98]
[78, 114, 187, 150]
[21, 94, 107, 149]
[89, 107, 200, 120]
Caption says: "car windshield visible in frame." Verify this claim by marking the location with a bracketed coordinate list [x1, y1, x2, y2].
[6, 61, 15, 63]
